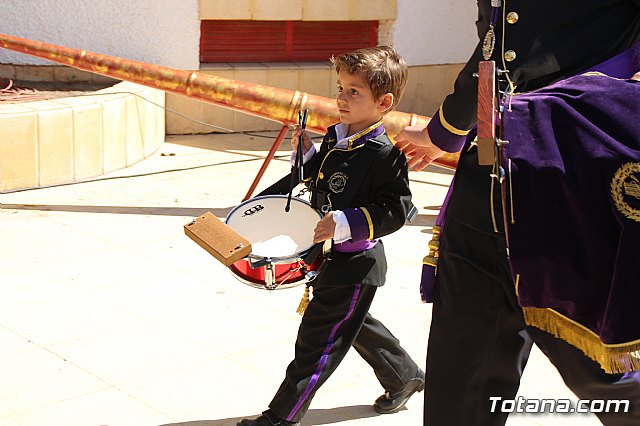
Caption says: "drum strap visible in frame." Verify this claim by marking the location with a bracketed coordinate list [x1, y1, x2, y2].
[302, 241, 324, 266]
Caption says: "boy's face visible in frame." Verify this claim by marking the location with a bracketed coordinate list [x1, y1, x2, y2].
[336, 70, 392, 136]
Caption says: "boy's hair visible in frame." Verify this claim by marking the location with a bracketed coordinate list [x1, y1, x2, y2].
[331, 45, 408, 112]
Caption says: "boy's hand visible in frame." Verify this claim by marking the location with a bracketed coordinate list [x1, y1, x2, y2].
[313, 213, 336, 243]
[291, 125, 313, 153]
[394, 124, 445, 171]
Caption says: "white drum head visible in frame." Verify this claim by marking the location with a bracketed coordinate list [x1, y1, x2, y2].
[225, 195, 321, 258]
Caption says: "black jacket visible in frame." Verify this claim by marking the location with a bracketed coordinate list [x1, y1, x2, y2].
[260, 124, 412, 287]
[442, 0, 640, 133]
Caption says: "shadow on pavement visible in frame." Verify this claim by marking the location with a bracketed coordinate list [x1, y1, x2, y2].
[1, 204, 234, 218]
[160, 404, 384, 426]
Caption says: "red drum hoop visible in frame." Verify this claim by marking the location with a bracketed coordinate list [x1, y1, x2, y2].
[225, 195, 323, 290]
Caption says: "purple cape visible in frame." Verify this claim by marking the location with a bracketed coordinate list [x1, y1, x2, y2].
[420, 43, 640, 372]
[503, 48, 640, 372]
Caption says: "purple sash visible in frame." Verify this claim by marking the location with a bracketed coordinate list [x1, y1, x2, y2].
[334, 239, 378, 253]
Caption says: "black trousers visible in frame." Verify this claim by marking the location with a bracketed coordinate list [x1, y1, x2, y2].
[269, 283, 420, 423]
[424, 148, 640, 425]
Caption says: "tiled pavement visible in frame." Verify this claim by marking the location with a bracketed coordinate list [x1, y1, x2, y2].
[0, 131, 601, 425]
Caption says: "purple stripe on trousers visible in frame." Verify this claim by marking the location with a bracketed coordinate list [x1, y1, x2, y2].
[286, 284, 362, 421]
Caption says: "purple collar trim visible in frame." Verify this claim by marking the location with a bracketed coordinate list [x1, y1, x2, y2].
[341, 121, 386, 149]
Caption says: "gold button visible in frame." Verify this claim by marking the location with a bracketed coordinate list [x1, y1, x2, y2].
[504, 50, 517, 62]
[506, 12, 519, 24]
[318, 172, 324, 179]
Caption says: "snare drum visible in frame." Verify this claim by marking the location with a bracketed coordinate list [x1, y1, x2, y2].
[225, 195, 323, 290]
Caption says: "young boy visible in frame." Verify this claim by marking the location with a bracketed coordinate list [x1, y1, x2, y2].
[238, 46, 423, 426]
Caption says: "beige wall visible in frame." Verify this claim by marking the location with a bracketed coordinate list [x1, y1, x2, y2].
[1, 0, 473, 137]
[199, 0, 397, 21]
[1, 0, 476, 68]
[180, 0, 466, 134]
[0, 0, 200, 69]
[0, 70, 165, 192]
[166, 62, 463, 135]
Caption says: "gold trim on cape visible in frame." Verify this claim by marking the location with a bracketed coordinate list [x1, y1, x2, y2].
[523, 307, 640, 374]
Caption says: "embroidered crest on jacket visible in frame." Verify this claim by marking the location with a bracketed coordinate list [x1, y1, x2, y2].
[328, 172, 348, 193]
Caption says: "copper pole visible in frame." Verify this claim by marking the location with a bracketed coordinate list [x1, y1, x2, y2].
[244, 124, 290, 201]
[0, 33, 458, 170]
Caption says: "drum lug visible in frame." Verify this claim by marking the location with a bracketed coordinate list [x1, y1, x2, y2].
[264, 262, 276, 290]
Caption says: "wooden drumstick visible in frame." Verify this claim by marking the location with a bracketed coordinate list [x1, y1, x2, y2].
[286, 109, 309, 212]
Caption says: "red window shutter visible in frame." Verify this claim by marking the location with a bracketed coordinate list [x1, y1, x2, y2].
[200, 20, 378, 63]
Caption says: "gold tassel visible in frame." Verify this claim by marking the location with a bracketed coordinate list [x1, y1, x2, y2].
[296, 285, 312, 316]
[523, 306, 640, 374]
[422, 225, 441, 270]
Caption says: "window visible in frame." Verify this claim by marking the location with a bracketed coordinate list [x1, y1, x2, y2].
[200, 20, 378, 63]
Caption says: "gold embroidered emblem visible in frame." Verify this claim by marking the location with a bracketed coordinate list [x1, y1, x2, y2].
[611, 162, 640, 222]
[328, 172, 348, 193]
[482, 27, 496, 60]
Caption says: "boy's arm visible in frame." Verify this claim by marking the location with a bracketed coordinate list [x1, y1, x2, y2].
[341, 147, 412, 242]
